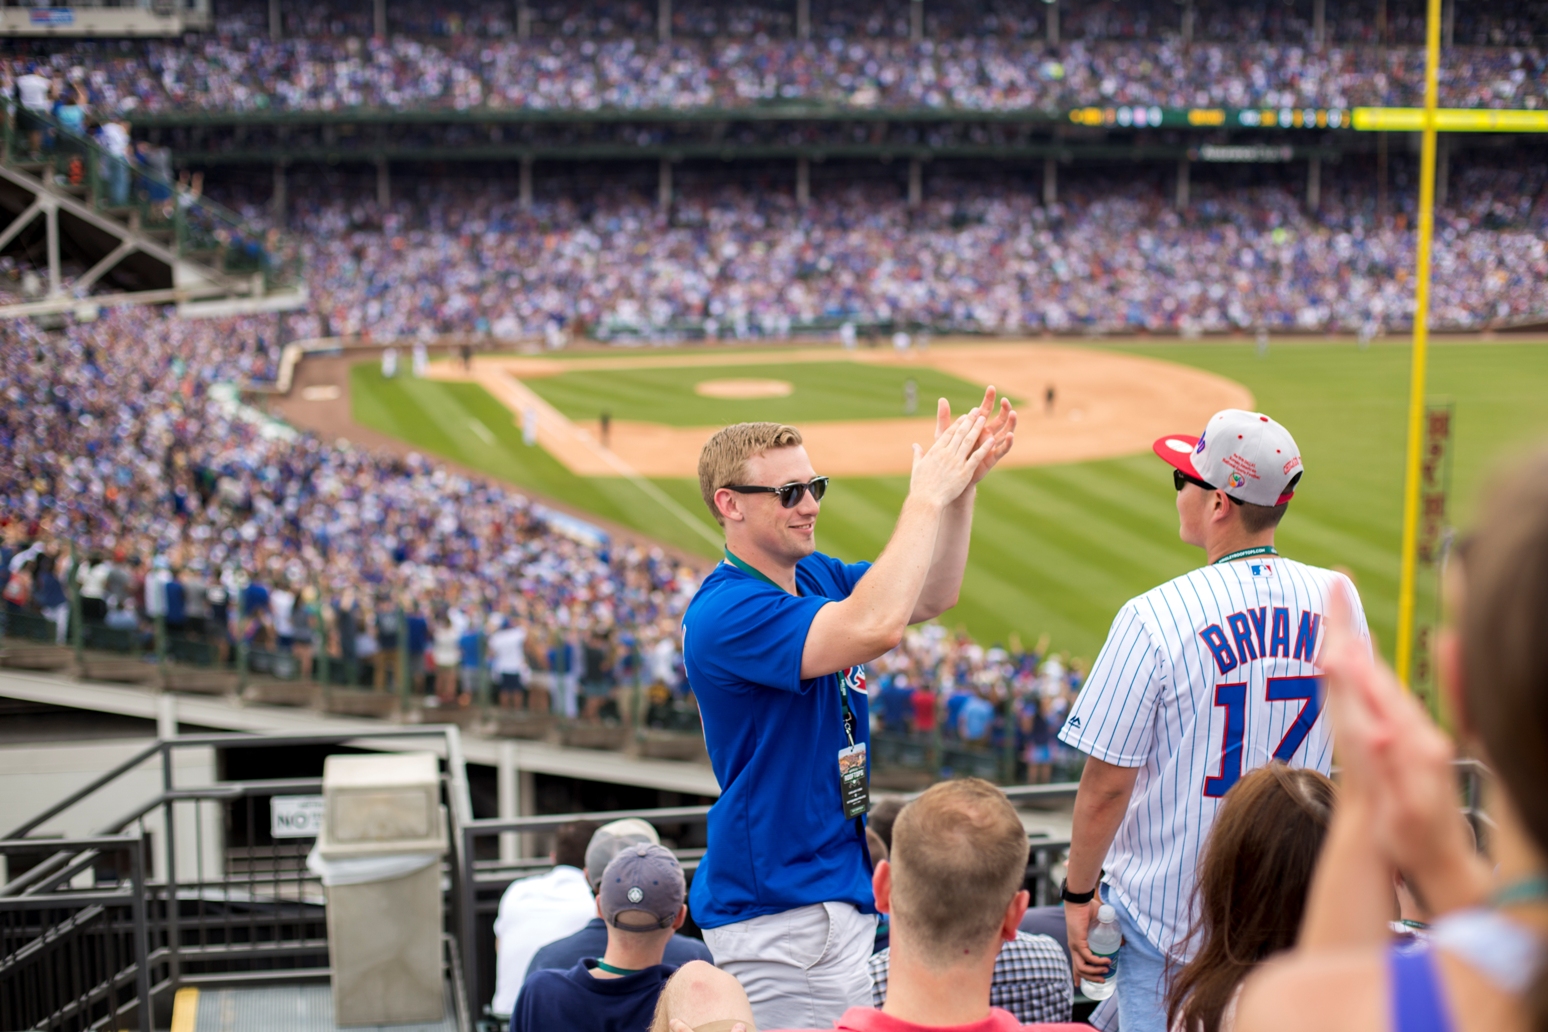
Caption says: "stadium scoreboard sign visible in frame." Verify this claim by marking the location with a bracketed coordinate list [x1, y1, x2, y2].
[1067, 106, 1349, 130]
[1067, 106, 1548, 133]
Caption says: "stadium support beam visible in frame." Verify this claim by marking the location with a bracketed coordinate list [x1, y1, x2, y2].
[1181, 0, 1193, 43]
[373, 0, 385, 37]
[1045, 0, 1058, 46]
[796, 0, 809, 38]
[376, 157, 390, 207]
[658, 0, 670, 42]
[1306, 155, 1320, 212]
[43, 201, 63, 298]
[658, 157, 672, 211]
[796, 157, 810, 207]
[271, 160, 287, 226]
[908, 157, 922, 207]
[1174, 156, 1190, 211]
[1442, 0, 1454, 46]
[519, 156, 533, 210]
[1313, 0, 1325, 46]
[1043, 156, 1057, 206]
[516, 0, 531, 38]
[269, 0, 280, 38]
[910, 0, 923, 42]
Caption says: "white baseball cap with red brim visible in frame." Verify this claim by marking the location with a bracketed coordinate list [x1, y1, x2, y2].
[1152, 409, 1304, 507]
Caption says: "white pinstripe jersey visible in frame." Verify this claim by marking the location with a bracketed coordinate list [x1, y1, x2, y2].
[1057, 555, 1368, 957]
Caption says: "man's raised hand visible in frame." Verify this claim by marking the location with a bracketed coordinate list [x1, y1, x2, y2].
[934, 386, 1017, 491]
[911, 411, 995, 510]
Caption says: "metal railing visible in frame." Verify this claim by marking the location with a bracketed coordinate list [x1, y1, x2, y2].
[0, 103, 303, 297]
[2, 727, 473, 1032]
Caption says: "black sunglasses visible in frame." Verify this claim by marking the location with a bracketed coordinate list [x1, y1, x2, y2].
[725, 476, 830, 508]
[1173, 468, 1215, 493]
[1174, 468, 1245, 505]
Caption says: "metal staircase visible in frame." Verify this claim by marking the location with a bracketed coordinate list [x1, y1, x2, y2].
[0, 107, 306, 319]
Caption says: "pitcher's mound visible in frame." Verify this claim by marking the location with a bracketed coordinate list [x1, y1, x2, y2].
[695, 378, 794, 399]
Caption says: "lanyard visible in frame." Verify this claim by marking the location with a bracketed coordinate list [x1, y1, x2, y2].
[1213, 545, 1278, 565]
[723, 547, 787, 591]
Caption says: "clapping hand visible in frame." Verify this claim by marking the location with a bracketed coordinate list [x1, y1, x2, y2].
[935, 386, 1017, 490]
[1319, 589, 1489, 914]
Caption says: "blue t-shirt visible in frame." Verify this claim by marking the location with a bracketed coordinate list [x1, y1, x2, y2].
[682, 552, 875, 930]
[524, 918, 712, 981]
[510, 959, 676, 1032]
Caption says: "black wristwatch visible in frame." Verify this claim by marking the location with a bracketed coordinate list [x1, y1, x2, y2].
[1060, 877, 1099, 905]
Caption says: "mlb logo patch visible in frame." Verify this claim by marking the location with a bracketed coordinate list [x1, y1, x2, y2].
[1248, 562, 1275, 577]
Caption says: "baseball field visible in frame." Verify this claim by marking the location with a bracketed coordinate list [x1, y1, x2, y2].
[339, 337, 1548, 663]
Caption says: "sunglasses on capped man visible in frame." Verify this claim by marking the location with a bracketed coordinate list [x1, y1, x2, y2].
[725, 476, 830, 508]
[1174, 468, 1246, 505]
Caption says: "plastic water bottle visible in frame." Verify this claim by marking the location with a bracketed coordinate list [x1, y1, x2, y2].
[1079, 904, 1122, 1001]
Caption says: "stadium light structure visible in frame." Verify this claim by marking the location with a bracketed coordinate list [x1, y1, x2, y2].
[1394, 0, 1443, 691]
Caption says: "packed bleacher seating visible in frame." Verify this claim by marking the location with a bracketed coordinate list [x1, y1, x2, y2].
[206, 158, 1548, 342]
[6, 36, 1546, 116]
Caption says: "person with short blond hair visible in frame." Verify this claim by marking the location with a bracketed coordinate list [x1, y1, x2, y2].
[682, 392, 1017, 1030]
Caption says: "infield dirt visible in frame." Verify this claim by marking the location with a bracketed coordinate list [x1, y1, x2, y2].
[423, 340, 1254, 478]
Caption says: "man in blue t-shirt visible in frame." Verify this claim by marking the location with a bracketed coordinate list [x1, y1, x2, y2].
[511, 843, 689, 1032]
[682, 392, 1017, 1030]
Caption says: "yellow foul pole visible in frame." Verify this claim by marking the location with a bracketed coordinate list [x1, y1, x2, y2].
[1394, 0, 1443, 687]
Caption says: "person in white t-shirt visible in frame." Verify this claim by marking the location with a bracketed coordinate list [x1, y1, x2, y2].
[1057, 409, 1369, 1032]
[487, 615, 532, 709]
[490, 820, 601, 1019]
[271, 583, 297, 649]
[14, 67, 52, 155]
[97, 116, 132, 206]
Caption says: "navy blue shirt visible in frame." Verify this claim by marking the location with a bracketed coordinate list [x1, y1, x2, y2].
[510, 959, 675, 1032]
[682, 552, 875, 930]
[524, 918, 712, 982]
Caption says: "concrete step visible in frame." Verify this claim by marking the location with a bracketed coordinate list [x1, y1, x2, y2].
[242, 678, 323, 708]
[483, 711, 557, 741]
[0, 643, 73, 671]
[162, 665, 239, 695]
[559, 723, 630, 752]
[76, 650, 160, 685]
[637, 729, 708, 762]
[320, 688, 401, 720]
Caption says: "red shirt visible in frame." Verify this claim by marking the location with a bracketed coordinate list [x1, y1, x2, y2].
[910, 689, 937, 732]
[776, 1006, 1088, 1032]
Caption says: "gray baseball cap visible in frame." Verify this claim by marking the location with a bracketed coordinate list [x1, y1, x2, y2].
[597, 843, 685, 932]
[584, 818, 660, 892]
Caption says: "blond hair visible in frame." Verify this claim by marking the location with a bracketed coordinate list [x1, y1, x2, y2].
[888, 779, 1028, 966]
[697, 422, 803, 525]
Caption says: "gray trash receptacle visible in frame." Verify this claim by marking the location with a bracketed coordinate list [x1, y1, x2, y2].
[312, 752, 448, 1026]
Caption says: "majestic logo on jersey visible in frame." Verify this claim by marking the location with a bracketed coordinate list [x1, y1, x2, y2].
[1066, 716, 1082, 729]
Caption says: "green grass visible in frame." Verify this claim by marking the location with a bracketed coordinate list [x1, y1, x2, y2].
[350, 340, 1548, 663]
[523, 360, 992, 426]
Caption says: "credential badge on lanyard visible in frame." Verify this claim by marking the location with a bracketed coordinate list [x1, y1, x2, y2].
[838, 665, 869, 820]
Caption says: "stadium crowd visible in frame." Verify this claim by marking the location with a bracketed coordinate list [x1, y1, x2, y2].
[0, 305, 706, 718]
[6, 35, 1546, 116]
[217, 158, 1548, 341]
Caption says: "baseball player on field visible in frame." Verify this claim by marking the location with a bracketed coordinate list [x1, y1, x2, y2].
[1056, 408, 1370, 1032]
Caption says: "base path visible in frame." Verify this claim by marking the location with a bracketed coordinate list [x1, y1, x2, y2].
[424, 340, 1254, 478]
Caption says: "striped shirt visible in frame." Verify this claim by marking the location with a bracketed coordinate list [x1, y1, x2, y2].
[1057, 556, 1368, 958]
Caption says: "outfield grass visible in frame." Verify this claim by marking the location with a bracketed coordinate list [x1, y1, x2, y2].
[523, 360, 992, 426]
[350, 340, 1548, 662]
